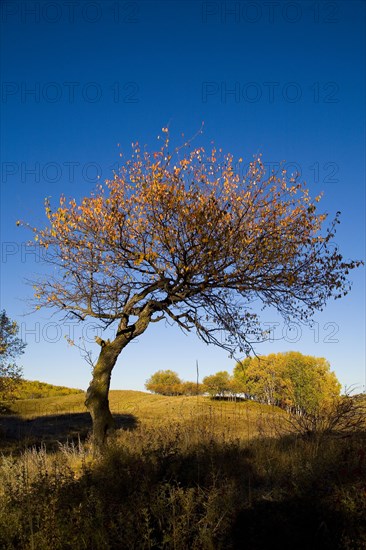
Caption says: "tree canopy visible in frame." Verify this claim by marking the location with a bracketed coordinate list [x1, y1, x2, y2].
[0, 310, 26, 401]
[145, 370, 204, 396]
[27, 135, 360, 357]
[234, 351, 341, 413]
[202, 371, 232, 398]
[145, 369, 183, 396]
[21, 132, 361, 446]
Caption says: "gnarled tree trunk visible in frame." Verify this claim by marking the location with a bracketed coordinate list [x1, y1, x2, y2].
[85, 337, 123, 449]
[85, 310, 154, 449]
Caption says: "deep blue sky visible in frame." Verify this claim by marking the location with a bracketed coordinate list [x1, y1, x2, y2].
[1, 0, 365, 392]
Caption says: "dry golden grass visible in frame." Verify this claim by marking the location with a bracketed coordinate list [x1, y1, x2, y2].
[0, 391, 365, 548]
[3, 390, 283, 446]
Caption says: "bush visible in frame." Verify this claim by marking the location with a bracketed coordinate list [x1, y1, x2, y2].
[202, 371, 232, 398]
[145, 371, 205, 396]
[284, 393, 366, 439]
[145, 370, 183, 396]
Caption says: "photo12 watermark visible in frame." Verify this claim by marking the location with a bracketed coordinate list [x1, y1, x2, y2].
[2, 161, 104, 185]
[262, 320, 340, 344]
[201, 81, 340, 104]
[19, 320, 109, 345]
[17, 318, 340, 348]
[1, 157, 340, 189]
[201, 1, 340, 24]
[1, 1, 140, 24]
[1, 81, 140, 104]
[1, 242, 48, 264]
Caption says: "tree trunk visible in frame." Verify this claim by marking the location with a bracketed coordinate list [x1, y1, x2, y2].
[85, 308, 153, 449]
[85, 339, 121, 449]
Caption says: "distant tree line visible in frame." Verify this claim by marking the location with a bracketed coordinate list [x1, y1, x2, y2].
[145, 352, 341, 415]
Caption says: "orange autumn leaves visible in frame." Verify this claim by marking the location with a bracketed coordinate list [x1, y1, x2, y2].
[38, 147, 322, 286]
[25, 135, 360, 333]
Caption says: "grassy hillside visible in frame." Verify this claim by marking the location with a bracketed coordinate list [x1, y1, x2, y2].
[11, 379, 83, 400]
[0, 391, 365, 548]
[2, 391, 282, 450]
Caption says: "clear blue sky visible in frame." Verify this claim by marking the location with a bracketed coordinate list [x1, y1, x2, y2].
[1, 0, 365, 393]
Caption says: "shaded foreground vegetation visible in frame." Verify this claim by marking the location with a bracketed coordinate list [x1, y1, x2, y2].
[0, 391, 365, 549]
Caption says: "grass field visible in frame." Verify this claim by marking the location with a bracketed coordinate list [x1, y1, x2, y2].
[0, 390, 365, 549]
[1, 391, 280, 452]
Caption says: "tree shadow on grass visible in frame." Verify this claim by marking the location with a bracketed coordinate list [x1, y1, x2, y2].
[0, 412, 138, 453]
